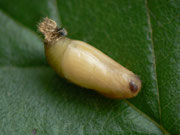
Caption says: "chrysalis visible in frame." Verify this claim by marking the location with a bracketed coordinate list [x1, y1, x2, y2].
[38, 17, 141, 99]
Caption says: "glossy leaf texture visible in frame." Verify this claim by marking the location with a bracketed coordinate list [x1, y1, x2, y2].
[0, 0, 179, 134]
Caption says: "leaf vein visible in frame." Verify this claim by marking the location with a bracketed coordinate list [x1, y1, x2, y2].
[145, 0, 162, 124]
[125, 100, 170, 135]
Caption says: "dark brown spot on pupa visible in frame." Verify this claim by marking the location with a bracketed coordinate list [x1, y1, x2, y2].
[129, 81, 138, 92]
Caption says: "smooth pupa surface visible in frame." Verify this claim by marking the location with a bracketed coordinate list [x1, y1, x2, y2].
[38, 17, 142, 99]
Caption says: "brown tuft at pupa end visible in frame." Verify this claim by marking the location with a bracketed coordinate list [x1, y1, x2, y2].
[38, 17, 67, 45]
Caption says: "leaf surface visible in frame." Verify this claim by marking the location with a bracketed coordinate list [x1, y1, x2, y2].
[0, 0, 179, 134]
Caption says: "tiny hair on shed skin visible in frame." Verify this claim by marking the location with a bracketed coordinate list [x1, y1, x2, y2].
[38, 17, 142, 99]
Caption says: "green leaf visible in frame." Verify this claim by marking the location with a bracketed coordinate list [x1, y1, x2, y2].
[0, 0, 179, 134]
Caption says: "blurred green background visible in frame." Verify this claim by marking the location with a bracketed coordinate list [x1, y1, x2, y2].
[0, 0, 179, 135]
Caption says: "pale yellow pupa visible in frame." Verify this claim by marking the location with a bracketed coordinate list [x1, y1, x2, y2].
[38, 17, 141, 99]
